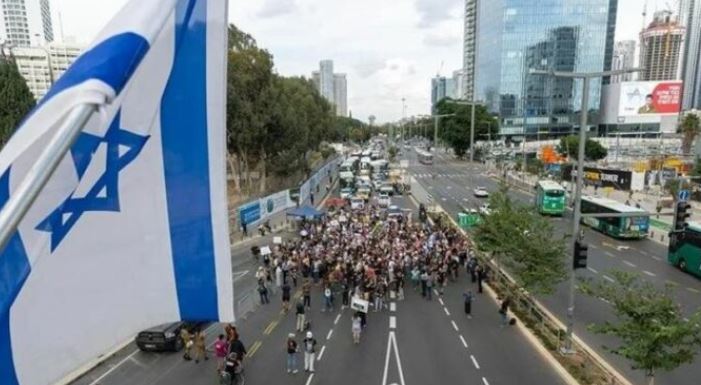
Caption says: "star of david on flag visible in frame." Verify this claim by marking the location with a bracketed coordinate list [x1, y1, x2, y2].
[0, 1, 234, 385]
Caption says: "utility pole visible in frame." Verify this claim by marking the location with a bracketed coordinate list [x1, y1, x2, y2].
[530, 67, 642, 354]
[470, 103, 476, 162]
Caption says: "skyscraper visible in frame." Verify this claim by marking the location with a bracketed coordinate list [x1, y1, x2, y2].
[13, 41, 82, 99]
[639, 10, 684, 81]
[679, 0, 701, 109]
[462, 0, 478, 101]
[611, 40, 636, 83]
[333, 73, 347, 117]
[431, 76, 448, 110]
[473, 0, 617, 137]
[0, 0, 53, 47]
[310, 60, 348, 117]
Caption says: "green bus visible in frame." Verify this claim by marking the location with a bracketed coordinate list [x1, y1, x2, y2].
[535, 180, 566, 215]
[668, 222, 701, 278]
[580, 195, 650, 239]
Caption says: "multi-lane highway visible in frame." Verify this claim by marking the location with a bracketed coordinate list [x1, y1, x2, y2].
[69, 186, 570, 385]
[404, 147, 701, 385]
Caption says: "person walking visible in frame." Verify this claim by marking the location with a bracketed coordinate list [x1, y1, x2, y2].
[295, 300, 306, 332]
[303, 279, 312, 309]
[425, 272, 433, 300]
[476, 265, 484, 294]
[463, 290, 474, 319]
[180, 327, 193, 361]
[499, 296, 511, 327]
[282, 280, 292, 313]
[286, 333, 299, 374]
[323, 284, 333, 312]
[193, 328, 208, 363]
[214, 334, 229, 372]
[303, 331, 317, 373]
[258, 280, 269, 304]
[351, 312, 362, 344]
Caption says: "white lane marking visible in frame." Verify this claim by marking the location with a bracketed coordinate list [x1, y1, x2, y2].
[334, 314, 341, 325]
[86, 349, 141, 385]
[390, 316, 397, 329]
[639, 250, 649, 256]
[232, 270, 249, 282]
[622, 260, 637, 268]
[589, 244, 599, 250]
[603, 275, 615, 283]
[381, 331, 407, 385]
[438, 298, 444, 306]
[463, 198, 469, 201]
[459, 335, 468, 348]
[317, 345, 326, 361]
[643, 270, 656, 277]
[434, 289, 440, 296]
[605, 252, 615, 258]
[687, 287, 701, 294]
[390, 291, 396, 299]
[305, 373, 314, 385]
[442, 197, 447, 201]
[599, 297, 611, 304]
[482, 377, 490, 385]
[587, 267, 599, 274]
[652, 256, 663, 262]
[470, 355, 480, 369]
[326, 329, 333, 340]
[444, 307, 450, 316]
[390, 302, 396, 312]
[451, 320, 459, 332]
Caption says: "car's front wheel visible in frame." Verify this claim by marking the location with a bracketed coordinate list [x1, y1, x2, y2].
[173, 336, 184, 352]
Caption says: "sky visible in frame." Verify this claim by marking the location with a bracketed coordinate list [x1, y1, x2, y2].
[53, 0, 671, 123]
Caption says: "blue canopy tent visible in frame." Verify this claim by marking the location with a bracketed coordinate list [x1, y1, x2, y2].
[286, 205, 325, 219]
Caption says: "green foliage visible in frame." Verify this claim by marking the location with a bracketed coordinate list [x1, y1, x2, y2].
[681, 114, 701, 154]
[692, 157, 701, 178]
[664, 178, 693, 200]
[433, 98, 493, 157]
[0, 59, 35, 148]
[557, 135, 608, 161]
[388, 146, 398, 162]
[473, 183, 568, 294]
[579, 271, 701, 379]
[226, 24, 340, 193]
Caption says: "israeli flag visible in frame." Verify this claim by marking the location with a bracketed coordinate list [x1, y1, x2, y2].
[0, 1, 233, 385]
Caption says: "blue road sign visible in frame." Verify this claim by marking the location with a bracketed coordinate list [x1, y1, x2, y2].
[679, 189, 690, 202]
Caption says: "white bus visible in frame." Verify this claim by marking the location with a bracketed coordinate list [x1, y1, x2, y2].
[416, 149, 433, 165]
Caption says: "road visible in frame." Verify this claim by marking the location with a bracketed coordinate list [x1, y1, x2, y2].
[405, 147, 701, 385]
[69, 187, 569, 385]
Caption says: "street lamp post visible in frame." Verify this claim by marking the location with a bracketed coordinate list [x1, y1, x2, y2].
[529, 67, 642, 354]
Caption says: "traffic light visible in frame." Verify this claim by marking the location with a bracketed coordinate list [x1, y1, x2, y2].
[573, 240, 588, 269]
[674, 201, 691, 232]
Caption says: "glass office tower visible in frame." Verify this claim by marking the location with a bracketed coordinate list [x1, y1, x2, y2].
[473, 0, 617, 137]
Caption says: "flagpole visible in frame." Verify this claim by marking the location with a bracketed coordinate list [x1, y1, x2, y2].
[0, 103, 97, 253]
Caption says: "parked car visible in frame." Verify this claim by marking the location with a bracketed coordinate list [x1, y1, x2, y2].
[473, 187, 489, 198]
[357, 187, 372, 201]
[380, 184, 395, 196]
[135, 321, 204, 352]
[350, 196, 365, 210]
[378, 192, 391, 207]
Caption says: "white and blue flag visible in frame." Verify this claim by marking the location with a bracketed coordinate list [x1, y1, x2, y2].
[0, 1, 232, 385]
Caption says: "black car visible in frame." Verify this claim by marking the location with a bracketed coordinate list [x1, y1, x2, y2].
[135, 321, 204, 352]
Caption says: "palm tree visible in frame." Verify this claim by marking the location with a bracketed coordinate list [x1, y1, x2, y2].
[681, 113, 701, 154]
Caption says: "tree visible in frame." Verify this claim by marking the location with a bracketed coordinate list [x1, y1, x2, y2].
[557, 135, 608, 161]
[579, 271, 701, 385]
[473, 183, 568, 294]
[387, 146, 398, 162]
[433, 98, 493, 157]
[0, 59, 35, 148]
[691, 157, 701, 178]
[681, 113, 700, 155]
[664, 177, 693, 201]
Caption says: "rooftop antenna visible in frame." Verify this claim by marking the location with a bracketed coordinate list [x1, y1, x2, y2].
[642, 0, 648, 30]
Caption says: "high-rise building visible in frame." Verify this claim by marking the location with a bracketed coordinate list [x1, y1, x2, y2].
[452, 69, 466, 100]
[319, 60, 335, 101]
[13, 41, 82, 100]
[462, 0, 477, 101]
[679, 0, 701, 109]
[310, 60, 348, 117]
[473, 0, 617, 137]
[431, 76, 448, 110]
[0, 0, 53, 47]
[333, 73, 347, 117]
[639, 10, 684, 81]
[611, 40, 636, 83]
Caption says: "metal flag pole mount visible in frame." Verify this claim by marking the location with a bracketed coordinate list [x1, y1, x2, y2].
[0, 103, 97, 253]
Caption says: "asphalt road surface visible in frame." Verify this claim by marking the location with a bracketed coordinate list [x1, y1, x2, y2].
[69, 187, 568, 385]
[404, 147, 701, 385]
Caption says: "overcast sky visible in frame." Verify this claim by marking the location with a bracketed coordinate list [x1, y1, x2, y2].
[54, 0, 668, 123]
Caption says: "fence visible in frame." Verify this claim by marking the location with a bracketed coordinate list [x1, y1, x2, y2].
[408, 177, 631, 385]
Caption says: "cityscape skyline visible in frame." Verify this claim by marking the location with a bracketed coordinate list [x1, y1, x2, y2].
[0, 0, 691, 123]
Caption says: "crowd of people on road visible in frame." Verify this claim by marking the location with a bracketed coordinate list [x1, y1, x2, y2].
[247, 198, 496, 375]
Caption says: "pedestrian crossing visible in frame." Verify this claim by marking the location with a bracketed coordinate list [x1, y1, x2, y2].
[411, 173, 488, 179]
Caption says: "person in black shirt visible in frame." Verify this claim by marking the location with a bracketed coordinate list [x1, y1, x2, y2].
[286, 333, 299, 374]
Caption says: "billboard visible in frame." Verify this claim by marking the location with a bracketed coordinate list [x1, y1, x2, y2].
[618, 81, 682, 116]
[562, 165, 632, 190]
